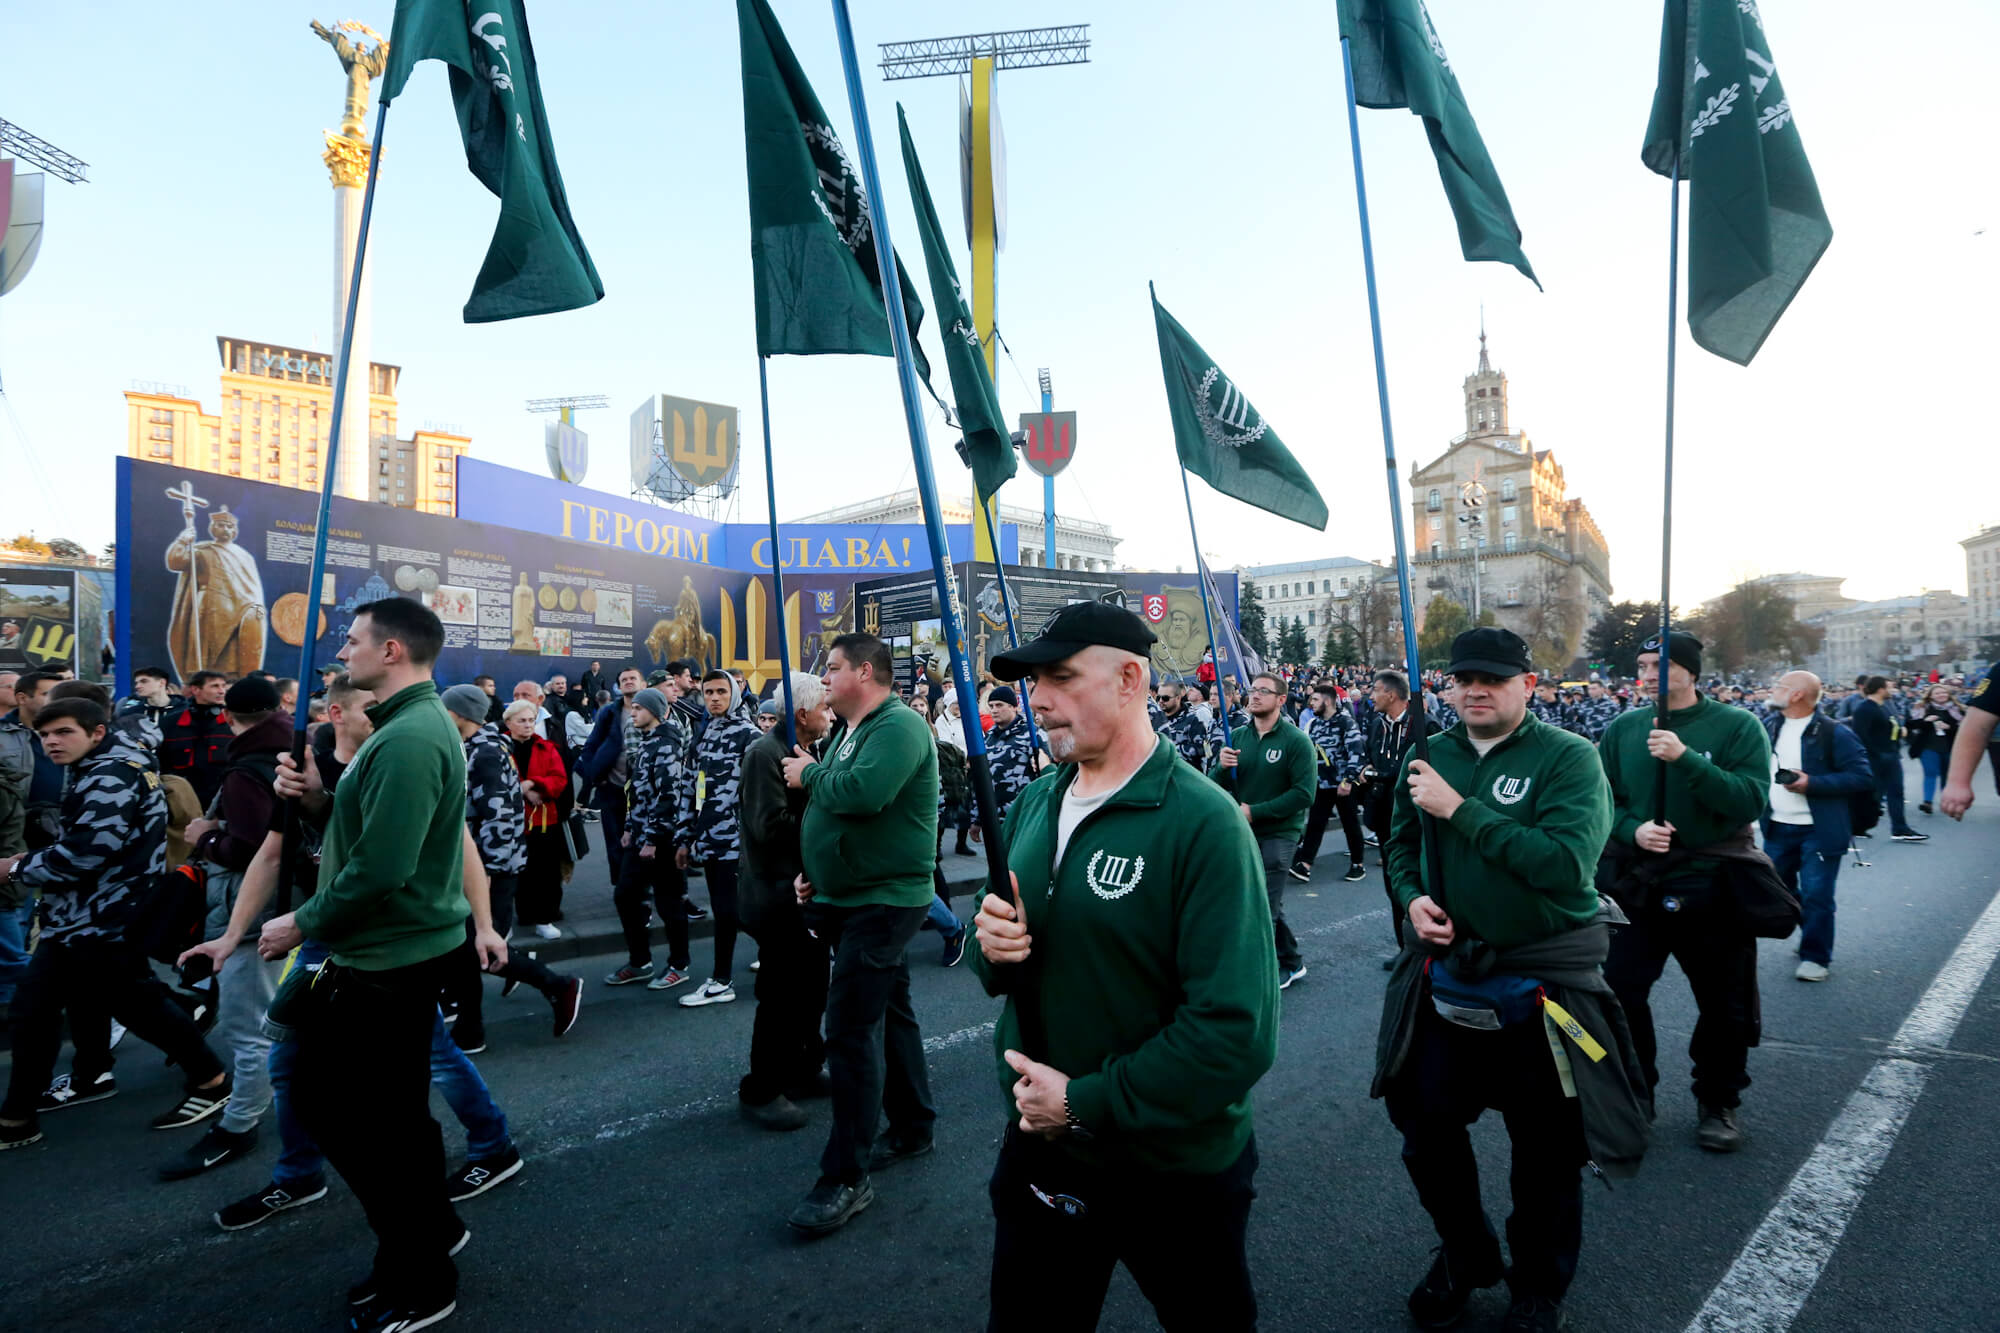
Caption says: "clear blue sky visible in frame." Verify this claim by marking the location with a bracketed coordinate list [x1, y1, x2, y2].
[3, 1, 1995, 607]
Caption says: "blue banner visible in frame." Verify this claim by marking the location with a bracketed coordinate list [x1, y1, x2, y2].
[454, 456, 1015, 572]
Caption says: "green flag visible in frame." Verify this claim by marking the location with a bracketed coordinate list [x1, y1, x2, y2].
[378, 0, 603, 323]
[897, 106, 1014, 505]
[737, 0, 930, 379]
[1642, 0, 1831, 366]
[1337, 0, 1539, 289]
[1151, 287, 1327, 531]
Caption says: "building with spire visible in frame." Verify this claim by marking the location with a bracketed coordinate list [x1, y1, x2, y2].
[1406, 325, 1612, 669]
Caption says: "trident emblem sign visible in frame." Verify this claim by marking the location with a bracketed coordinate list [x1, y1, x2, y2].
[1019, 411, 1078, 478]
[663, 396, 739, 489]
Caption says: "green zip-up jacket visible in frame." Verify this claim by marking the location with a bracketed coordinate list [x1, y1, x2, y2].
[1598, 695, 1772, 851]
[800, 697, 937, 909]
[293, 680, 469, 970]
[1387, 711, 1611, 951]
[1209, 715, 1317, 843]
[972, 735, 1279, 1174]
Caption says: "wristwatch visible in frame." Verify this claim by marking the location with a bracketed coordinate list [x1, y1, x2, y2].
[1062, 1092, 1093, 1142]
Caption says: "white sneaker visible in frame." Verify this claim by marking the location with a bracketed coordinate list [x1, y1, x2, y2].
[533, 923, 562, 941]
[678, 979, 736, 1008]
[1795, 961, 1830, 982]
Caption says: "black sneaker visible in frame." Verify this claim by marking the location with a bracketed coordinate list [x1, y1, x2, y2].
[1501, 1296, 1567, 1332]
[740, 1095, 810, 1132]
[684, 901, 707, 921]
[350, 1224, 468, 1306]
[1279, 965, 1308, 991]
[215, 1177, 328, 1231]
[447, 1146, 523, 1202]
[1407, 1244, 1504, 1329]
[787, 1177, 874, 1234]
[1919, 801, 1934, 815]
[867, 1132, 934, 1171]
[500, 975, 523, 999]
[159, 1124, 258, 1180]
[940, 930, 968, 968]
[451, 1027, 487, 1056]
[1344, 861, 1367, 882]
[150, 1076, 231, 1130]
[1287, 862, 1312, 883]
[349, 1295, 458, 1332]
[0, 1119, 42, 1151]
[39, 1071, 116, 1113]
[1891, 830, 1930, 843]
[549, 976, 583, 1037]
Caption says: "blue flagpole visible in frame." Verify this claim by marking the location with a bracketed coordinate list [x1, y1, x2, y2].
[1340, 37, 1447, 916]
[976, 501, 1042, 756]
[757, 357, 798, 749]
[1653, 156, 1682, 823]
[1178, 463, 1233, 754]
[826, 0, 1022, 942]
[274, 100, 387, 908]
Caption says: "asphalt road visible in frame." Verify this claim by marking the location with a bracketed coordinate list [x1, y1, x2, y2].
[4, 768, 1997, 1332]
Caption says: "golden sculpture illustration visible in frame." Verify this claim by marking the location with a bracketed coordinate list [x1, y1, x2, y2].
[644, 576, 717, 669]
[510, 572, 538, 652]
[166, 495, 268, 681]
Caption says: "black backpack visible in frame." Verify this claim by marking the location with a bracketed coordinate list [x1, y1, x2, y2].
[127, 861, 209, 966]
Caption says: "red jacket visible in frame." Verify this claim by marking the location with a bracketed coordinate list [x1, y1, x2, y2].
[512, 735, 568, 831]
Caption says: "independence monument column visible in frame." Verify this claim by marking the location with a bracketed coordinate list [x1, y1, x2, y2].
[312, 19, 388, 502]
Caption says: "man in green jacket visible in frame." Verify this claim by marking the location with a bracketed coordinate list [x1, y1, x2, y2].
[781, 633, 937, 1235]
[973, 601, 1277, 1331]
[1599, 632, 1772, 1153]
[1214, 669, 1317, 989]
[1382, 627, 1617, 1333]
[256, 598, 472, 1330]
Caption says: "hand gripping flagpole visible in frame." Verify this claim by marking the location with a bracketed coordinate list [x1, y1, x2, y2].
[1178, 463, 1232, 755]
[976, 501, 1042, 756]
[275, 101, 388, 912]
[827, 0, 1038, 1048]
[1340, 38, 1447, 918]
[757, 357, 798, 749]
[1653, 155, 1683, 825]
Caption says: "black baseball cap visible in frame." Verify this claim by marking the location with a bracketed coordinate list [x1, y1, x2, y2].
[991, 601, 1157, 680]
[1445, 626, 1533, 679]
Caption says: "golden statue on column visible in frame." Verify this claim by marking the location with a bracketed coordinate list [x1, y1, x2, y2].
[311, 19, 389, 186]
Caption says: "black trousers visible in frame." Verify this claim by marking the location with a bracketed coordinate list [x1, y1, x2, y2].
[986, 1128, 1258, 1332]
[1385, 1002, 1586, 1303]
[1364, 786, 1405, 947]
[613, 847, 688, 970]
[441, 875, 566, 1042]
[1602, 897, 1759, 1111]
[738, 872, 829, 1106]
[1294, 786, 1365, 868]
[292, 948, 462, 1309]
[703, 858, 741, 983]
[598, 785, 628, 881]
[804, 901, 934, 1185]
[2, 934, 226, 1122]
[517, 827, 567, 926]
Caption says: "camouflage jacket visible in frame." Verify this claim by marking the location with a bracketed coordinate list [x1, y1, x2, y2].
[1146, 694, 1166, 732]
[15, 731, 165, 943]
[1528, 698, 1565, 729]
[627, 714, 690, 850]
[1306, 708, 1364, 789]
[978, 716, 1045, 821]
[462, 723, 527, 877]
[677, 710, 760, 862]
[1209, 707, 1251, 752]
[1159, 706, 1211, 770]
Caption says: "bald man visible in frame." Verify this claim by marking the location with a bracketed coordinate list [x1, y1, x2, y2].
[1760, 672, 1874, 982]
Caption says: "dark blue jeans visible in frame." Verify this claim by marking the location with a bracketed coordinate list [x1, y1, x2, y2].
[1869, 754, 1914, 835]
[1763, 820, 1841, 966]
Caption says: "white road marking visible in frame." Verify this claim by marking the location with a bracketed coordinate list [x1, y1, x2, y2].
[1687, 880, 2000, 1332]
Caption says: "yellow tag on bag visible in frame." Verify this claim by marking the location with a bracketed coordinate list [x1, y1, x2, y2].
[1540, 997, 1608, 1064]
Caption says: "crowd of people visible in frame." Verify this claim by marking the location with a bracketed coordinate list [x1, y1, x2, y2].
[0, 603, 1996, 1332]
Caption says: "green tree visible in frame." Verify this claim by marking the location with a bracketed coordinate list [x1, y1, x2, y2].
[1239, 581, 1269, 657]
[1584, 601, 1664, 678]
[1322, 622, 1359, 668]
[1683, 580, 1824, 675]
[1277, 616, 1310, 664]
[1417, 597, 1473, 669]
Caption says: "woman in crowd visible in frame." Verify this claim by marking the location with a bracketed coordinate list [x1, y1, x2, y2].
[505, 698, 571, 939]
[1908, 682, 1962, 813]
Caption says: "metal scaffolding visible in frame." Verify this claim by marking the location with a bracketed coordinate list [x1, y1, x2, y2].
[879, 25, 1090, 81]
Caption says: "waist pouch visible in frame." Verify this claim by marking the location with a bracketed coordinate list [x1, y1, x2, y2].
[1425, 958, 1545, 1031]
[262, 953, 337, 1042]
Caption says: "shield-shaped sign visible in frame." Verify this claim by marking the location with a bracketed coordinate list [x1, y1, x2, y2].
[545, 420, 588, 484]
[1142, 594, 1167, 624]
[1019, 411, 1077, 478]
[664, 395, 740, 490]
